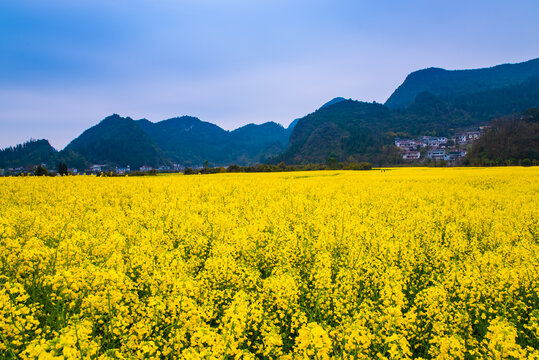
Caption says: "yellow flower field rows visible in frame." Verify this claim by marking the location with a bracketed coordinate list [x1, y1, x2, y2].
[0, 167, 538, 359]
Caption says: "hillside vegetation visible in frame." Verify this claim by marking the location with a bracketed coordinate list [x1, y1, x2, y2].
[278, 96, 481, 165]
[280, 58, 539, 165]
[385, 57, 539, 109]
[0, 139, 56, 168]
[467, 108, 539, 165]
[137, 116, 290, 166]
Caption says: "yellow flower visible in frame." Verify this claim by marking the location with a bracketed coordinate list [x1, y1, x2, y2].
[0, 167, 537, 358]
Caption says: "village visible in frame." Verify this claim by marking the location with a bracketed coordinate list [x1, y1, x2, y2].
[394, 128, 487, 163]
[0, 163, 185, 176]
[84, 164, 184, 175]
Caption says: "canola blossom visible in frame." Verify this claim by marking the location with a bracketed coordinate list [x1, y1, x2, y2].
[0, 167, 538, 359]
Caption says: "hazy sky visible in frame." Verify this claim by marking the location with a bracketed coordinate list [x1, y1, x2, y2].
[1, 0, 538, 149]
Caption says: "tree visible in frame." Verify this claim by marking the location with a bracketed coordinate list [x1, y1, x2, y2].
[227, 164, 241, 172]
[327, 155, 338, 169]
[34, 165, 49, 176]
[58, 162, 68, 175]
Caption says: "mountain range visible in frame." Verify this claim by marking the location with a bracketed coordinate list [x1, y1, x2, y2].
[1, 57, 538, 169]
[1, 115, 295, 169]
[385, 58, 539, 109]
[279, 58, 539, 164]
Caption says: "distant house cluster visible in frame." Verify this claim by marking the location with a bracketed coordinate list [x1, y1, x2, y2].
[3, 166, 25, 173]
[81, 164, 182, 175]
[0, 163, 179, 176]
[115, 166, 130, 175]
[395, 129, 486, 162]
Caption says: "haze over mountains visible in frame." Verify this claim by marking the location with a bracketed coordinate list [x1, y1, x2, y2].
[2, 58, 538, 169]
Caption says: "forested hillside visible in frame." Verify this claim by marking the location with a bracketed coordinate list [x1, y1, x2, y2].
[279, 97, 481, 165]
[0, 139, 56, 168]
[385, 57, 539, 109]
[467, 108, 539, 165]
[137, 117, 290, 166]
[65, 114, 167, 168]
[280, 58, 539, 165]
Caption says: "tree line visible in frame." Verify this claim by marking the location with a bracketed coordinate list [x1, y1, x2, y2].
[183, 161, 372, 175]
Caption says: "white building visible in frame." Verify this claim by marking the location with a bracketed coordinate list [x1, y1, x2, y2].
[453, 132, 480, 144]
[428, 149, 446, 160]
[452, 134, 467, 144]
[402, 151, 421, 160]
[89, 164, 106, 172]
[444, 151, 467, 161]
[466, 131, 481, 140]
[395, 138, 420, 150]
[423, 136, 447, 148]
[115, 166, 130, 174]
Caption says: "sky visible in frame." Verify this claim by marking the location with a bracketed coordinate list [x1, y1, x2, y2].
[1, 0, 538, 149]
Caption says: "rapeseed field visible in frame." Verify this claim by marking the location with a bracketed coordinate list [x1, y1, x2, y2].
[0, 167, 537, 359]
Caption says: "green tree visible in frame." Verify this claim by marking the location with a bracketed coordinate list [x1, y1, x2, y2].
[58, 162, 68, 175]
[34, 165, 49, 176]
[327, 155, 338, 169]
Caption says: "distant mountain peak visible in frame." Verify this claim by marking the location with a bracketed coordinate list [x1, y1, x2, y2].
[98, 114, 136, 126]
[65, 114, 166, 168]
[164, 115, 200, 122]
[320, 97, 347, 109]
[385, 57, 539, 109]
[0, 138, 57, 168]
[155, 116, 225, 134]
[103, 113, 123, 120]
[136, 116, 289, 166]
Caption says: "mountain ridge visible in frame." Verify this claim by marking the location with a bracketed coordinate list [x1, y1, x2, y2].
[2, 57, 538, 170]
[280, 57, 539, 165]
[0, 139, 57, 168]
[65, 114, 167, 168]
[385, 57, 539, 109]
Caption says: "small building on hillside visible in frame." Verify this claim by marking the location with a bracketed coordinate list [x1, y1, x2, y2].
[116, 166, 130, 174]
[395, 138, 420, 150]
[452, 134, 468, 144]
[453, 132, 480, 144]
[428, 149, 446, 160]
[444, 151, 467, 161]
[88, 164, 106, 173]
[422, 136, 447, 148]
[402, 151, 421, 160]
[466, 131, 481, 141]
[139, 166, 153, 172]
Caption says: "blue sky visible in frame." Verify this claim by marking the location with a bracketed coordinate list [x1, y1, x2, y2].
[1, 0, 538, 149]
